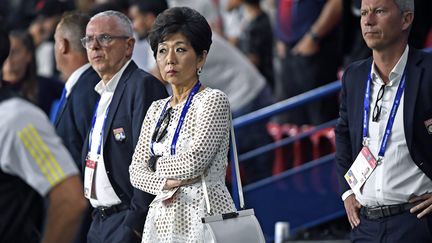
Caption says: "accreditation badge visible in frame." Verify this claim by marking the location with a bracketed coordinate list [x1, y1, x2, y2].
[84, 153, 98, 199]
[344, 146, 377, 194]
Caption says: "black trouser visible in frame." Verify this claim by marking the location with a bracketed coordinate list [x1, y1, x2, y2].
[87, 209, 141, 243]
[352, 210, 432, 243]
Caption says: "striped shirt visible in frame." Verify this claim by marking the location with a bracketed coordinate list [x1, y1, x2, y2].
[0, 97, 78, 196]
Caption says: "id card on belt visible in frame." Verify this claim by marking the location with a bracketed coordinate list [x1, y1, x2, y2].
[84, 154, 98, 199]
[344, 146, 377, 194]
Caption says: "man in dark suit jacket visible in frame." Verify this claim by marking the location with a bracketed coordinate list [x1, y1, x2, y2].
[80, 10, 167, 243]
[53, 11, 100, 167]
[53, 12, 100, 243]
[336, 0, 432, 242]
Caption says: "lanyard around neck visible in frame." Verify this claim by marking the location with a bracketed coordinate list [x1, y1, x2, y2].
[362, 64, 406, 161]
[88, 98, 110, 156]
[151, 81, 201, 156]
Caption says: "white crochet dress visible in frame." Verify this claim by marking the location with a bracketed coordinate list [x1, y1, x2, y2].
[130, 87, 236, 243]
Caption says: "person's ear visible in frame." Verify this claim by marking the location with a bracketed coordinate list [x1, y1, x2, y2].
[401, 11, 414, 32]
[59, 38, 69, 54]
[197, 50, 208, 67]
[125, 37, 136, 58]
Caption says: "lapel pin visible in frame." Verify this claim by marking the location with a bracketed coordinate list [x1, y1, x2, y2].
[113, 127, 126, 142]
[424, 118, 432, 134]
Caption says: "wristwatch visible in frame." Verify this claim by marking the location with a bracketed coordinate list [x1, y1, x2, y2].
[308, 30, 321, 44]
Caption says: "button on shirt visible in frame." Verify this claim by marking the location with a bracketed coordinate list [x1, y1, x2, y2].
[356, 46, 432, 206]
[87, 60, 131, 208]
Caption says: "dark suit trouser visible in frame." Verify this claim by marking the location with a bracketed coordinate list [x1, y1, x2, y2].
[87, 209, 141, 243]
[351, 211, 432, 243]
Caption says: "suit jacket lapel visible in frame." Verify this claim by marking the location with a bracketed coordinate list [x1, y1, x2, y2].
[354, 58, 372, 151]
[54, 96, 69, 126]
[404, 49, 423, 152]
[102, 62, 136, 146]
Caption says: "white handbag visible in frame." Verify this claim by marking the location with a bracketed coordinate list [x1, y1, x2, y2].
[201, 119, 266, 243]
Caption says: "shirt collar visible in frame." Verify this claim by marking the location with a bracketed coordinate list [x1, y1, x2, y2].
[65, 63, 91, 98]
[94, 60, 131, 95]
[371, 45, 409, 86]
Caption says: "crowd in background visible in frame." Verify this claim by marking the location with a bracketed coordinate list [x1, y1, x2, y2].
[2, 0, 431, 120]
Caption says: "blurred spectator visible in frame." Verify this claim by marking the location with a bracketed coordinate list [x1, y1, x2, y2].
[2, 30, 63, 115]
[129, 0, 167, 78]
[32, 0, 73, 78]
[341, 0, 371, 68]
[0, 21, 87, 243]
[235, 0, 274, 89]
[88, 0, 129, 16]
[0, 0, 38, 31]
[273, 0, 343, 126]
[220, 0, 247, 44]
[167, 0, 224, 35]
[203, 33, 275, 183]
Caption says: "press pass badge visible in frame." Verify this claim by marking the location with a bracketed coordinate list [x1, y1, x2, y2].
[84, 155, 98, 199]
[344, 147, 377, 194]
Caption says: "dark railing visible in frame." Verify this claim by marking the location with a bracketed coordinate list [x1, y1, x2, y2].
[233, 81, 341, 128]
[230, 80, 343, 241]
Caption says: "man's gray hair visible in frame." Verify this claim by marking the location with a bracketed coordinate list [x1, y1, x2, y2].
[91, 10, 133, 37]
[394, 0, 415, 12]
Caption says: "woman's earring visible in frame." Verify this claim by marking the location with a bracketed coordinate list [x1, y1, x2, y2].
[197, 67, 202, 76]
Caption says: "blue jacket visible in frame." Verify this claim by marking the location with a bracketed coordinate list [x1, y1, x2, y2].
[55, 66, 100, 168]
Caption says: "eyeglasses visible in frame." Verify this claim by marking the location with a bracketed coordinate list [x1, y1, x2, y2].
[80, 34, 129, 49]
[372, 84, 385, 122]
[149, 107, 172, 172]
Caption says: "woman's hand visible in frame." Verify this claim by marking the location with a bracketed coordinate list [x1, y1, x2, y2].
[163, 176, 201, 190]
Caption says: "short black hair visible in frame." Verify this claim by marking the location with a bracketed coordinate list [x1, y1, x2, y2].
[132, 0, 168, 17]
[0, 22, 10, 67]
[148, 7, 212, 59]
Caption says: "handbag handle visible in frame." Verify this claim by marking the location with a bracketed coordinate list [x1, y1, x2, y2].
[202, 114, 244, 214]
[229, 115, 245, 209]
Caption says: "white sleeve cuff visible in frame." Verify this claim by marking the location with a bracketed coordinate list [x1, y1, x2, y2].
[341, 189, 354, 201]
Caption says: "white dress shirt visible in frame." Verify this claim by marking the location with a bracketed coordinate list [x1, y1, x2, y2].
[343, 46, 432, 206]
[64, 63, 91, 98]
[87, 60, 131, 208]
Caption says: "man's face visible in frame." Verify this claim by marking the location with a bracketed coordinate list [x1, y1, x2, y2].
[129, 5, 151, 40]
[360, 0, 413, 51]
[85, 16, 134, 81]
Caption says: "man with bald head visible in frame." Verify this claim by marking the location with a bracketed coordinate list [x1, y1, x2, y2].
[80, 10, 167, 243]
[336, 0, 432, 241]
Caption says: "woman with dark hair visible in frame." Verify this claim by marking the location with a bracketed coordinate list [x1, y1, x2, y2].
[129, 7, 236, 242]
[1, 30, 63, 115]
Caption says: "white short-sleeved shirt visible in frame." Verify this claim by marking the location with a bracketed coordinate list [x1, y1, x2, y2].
[0, 97, 79, 196]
